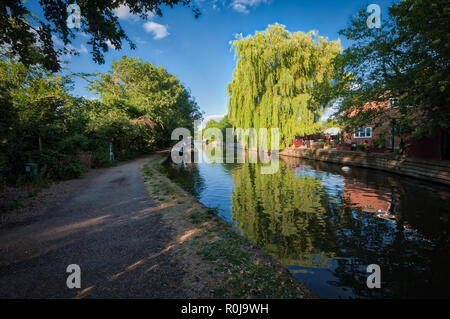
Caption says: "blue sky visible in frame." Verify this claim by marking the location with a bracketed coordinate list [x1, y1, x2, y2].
[31, 0, 392, 123]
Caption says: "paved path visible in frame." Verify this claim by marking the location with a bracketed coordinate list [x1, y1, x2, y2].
[0, 156, 187, 298]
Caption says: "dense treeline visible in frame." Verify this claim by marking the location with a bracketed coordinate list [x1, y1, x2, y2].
[0, 56, 202, 185]
[202, 115, 232, 142]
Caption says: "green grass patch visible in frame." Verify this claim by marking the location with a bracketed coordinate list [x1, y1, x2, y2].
[189, 211, 209, 224]
[160, 182, 176, 195]
[198, 230, 251, 265]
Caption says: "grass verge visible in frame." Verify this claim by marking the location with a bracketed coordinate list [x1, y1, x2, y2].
[141, 153, 316, 299]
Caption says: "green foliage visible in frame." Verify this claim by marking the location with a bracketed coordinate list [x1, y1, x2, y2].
[312, 142, 325, 147]
[91, 151, 112, 169]
[332, 0, 450, 140]
[60, 160, 86, 180]
[0, 59, 80, 183]
[89, 56, 202, 147]
[227, 24, 341, 148]
[202, 115, 232, 142]
[0, 55, 201, 185]
[59, 134, 90, 154]
[0, 1, 199, 72]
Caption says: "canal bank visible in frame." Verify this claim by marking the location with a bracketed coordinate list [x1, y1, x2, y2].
[280, 148, 450, 186]
[160, 144, 450, 298]
[142, 153, 316, 299]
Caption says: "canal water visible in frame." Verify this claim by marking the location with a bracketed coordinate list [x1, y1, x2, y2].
[160, 144, 450, 298]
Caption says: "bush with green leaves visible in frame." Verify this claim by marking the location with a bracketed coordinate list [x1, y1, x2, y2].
[0, 56, 202, 185]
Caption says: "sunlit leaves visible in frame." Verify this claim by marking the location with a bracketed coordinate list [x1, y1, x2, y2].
[334, 0, 450, 139]
[89, 56, 202, 144]
[227, 24, 341, 148]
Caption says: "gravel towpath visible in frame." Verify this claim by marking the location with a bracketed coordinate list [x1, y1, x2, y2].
[0, 156, 189, 298]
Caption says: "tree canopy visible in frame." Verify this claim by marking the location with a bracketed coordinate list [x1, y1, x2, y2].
[89, 56, 202, 145]
[0, 55, 202, 185]
[202, 115, 232, 142]
[331, 0, 449, 141]
[227, 24, 341, 148]
[0, 0, 199, 72]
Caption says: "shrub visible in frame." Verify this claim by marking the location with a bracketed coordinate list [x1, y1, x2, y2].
[91, 150, 112, 168]
[356, 144, 366, 151]
[59, 134, 90, 154]
[59, 160, 86, 180]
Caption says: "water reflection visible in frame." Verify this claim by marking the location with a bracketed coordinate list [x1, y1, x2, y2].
[160, 144, 450, 298]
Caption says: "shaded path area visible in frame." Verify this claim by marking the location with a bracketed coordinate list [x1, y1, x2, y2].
[0, 156, 188, 298]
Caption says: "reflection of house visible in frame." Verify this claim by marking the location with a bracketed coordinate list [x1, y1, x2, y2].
[343, 179, 391, 214]
[343, 178, 419, 233]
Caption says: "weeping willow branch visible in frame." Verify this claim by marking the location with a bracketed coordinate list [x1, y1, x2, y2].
[227, 24, 341, 149]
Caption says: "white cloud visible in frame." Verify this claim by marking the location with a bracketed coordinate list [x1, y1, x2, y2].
[114, 5, 132, 19]
[232, 3, 249, 14]
[143, 21, 169, 40]
[70, 43, 88, 53]
[114, 5, 154, 21]
[114, 5, 167, 41]
[194, 0, 220, 11]
[61, 44, 89, 60]
[79, 44, 88, 53]
[52, 35, 64, 46]
[135, 37, 147, 45]
[231, 0, 268, 14]
[106, 40, 116, 49]
[52, 35, 88, 54]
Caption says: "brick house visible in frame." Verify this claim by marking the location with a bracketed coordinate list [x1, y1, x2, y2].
[341, 99, 399, 148]
[341, 99, 449, 160]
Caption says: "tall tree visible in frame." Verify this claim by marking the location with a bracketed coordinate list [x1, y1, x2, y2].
[227, 24, 341, 148]
[0, 1, 199, 72]
[332, 0, 450, 143]
[89, 56, 202, 146]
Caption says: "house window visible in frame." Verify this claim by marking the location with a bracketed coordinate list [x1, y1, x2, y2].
[354, 127, 372, 138]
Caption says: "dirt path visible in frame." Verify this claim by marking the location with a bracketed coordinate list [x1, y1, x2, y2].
[0, 156, 189, 298]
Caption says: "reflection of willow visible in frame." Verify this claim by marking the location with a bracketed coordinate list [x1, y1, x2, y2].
[231, 161, 345, 267]
[202, 144, 247, 174]
[202, 144, 223, 164]
[230, 159, 450, 298]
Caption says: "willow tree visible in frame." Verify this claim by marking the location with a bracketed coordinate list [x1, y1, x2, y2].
[227, 24, 341, 148]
